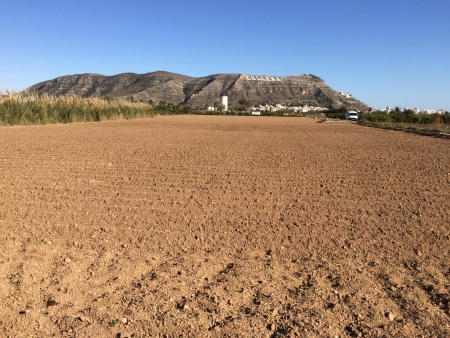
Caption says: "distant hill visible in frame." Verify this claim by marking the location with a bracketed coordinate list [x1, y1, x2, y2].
[27, 71, 371, 111]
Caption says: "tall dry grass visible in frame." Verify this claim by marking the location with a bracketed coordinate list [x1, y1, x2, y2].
[0, 91, 155, 126]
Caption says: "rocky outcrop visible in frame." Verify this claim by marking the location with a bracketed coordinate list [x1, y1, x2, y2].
[27, 71, 371, 111]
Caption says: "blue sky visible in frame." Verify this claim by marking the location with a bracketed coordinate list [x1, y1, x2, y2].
[1, 0, 449, 110]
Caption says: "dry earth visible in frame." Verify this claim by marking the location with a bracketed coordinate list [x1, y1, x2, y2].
[0, 115, 449, 337]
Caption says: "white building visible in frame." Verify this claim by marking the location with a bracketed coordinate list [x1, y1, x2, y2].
[220, 95, 228, 111]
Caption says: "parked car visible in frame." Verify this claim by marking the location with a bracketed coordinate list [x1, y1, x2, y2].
[346, 111, 358, 121]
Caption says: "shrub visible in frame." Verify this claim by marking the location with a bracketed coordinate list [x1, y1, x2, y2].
[324, 107, 346, 119]
[358, 112, 449, 125]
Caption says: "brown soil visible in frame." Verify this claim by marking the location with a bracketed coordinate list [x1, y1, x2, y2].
[0, 115, 448, 337]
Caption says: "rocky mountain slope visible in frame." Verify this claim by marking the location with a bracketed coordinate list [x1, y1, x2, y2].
[27, 71, 371, 111]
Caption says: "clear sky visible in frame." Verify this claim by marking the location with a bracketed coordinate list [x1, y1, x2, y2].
[1, 0, 449, 110]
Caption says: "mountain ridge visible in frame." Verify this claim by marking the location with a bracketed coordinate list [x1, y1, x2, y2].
[27, 71, 371, 111]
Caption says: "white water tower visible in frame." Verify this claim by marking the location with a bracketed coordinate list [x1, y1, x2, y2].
[220, 95, 228, 111]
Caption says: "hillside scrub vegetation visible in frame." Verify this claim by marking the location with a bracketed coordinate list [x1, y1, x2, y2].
[0, 91, 155, 126]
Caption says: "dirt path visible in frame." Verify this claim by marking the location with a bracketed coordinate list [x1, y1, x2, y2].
[0, 115, 448, 337]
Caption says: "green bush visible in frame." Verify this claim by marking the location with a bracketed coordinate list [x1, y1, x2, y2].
[324, 107, 346, 120]
[358, 111, 449, 125]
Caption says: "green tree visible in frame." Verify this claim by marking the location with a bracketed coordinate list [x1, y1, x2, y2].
[238, 99, 252, 109]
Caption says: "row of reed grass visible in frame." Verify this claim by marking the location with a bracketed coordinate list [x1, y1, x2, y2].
[0, 91, 155, 126]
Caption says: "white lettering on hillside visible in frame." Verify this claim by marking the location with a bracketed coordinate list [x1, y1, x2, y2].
[244, 75, 282, 82]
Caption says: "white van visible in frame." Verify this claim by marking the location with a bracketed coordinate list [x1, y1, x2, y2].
[346, 111, 358, 121]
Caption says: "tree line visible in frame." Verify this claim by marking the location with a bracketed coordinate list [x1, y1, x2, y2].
[325, 107, 450, 124]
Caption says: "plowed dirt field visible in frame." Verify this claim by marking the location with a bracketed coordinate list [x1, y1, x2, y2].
[0, 115, 449, 337]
